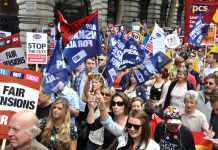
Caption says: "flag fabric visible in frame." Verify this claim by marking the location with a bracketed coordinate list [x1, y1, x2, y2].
[150, 51, 171, 71]
[188, 15, 210, 47]
[106, 34, 126, 87]
[41, 40, 69, 94]
[135, 52, 171, 85]
[63, 11, 101, 71]
[58, 10, 98, 46]
[193, 57, 199, 72]
[192, 132, 213, 150]
[120, 38, 145, 69]
[145, 23, 165, 53]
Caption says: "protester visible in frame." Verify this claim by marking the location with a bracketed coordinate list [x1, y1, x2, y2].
[116, 110, 160, 150]
[204, 89, 218, 149]
[40, 98, 78, 150]
[51, 83, 80, 124]
[163, 67, 195, 110]
[74, 57, 96, 112]
[204, 50, 218, 77]
[181, 90, 209, 132]
[36, 89, 52, 120]
[185, 58, 201, 91]
[149, 71, 166, 114]
[123, 71, 147, 102]
[197, 73, 218, 123]
[87, 92, 131, 149]
[130, 97, 145, 111]
[154, 106, 195, 150]
[81, 74, 107, 150]
[6, 110, 48, 150]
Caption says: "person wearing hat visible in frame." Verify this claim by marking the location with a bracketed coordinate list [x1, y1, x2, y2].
[154, 106, 195, 150]
[204, 46, 218, 77]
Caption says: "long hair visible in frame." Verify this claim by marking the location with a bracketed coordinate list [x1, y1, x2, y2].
[127, 110, 151, 148]
[110, 92, 131, 115]
[40, 98, 71, 149]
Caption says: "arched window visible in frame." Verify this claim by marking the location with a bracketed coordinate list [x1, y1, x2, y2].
[0, 0, 19, 33]
[160, 0, 169, 27]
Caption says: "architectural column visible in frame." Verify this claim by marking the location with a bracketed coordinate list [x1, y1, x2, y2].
[16, 0, 55, 49]
[90, 0, 108, 31]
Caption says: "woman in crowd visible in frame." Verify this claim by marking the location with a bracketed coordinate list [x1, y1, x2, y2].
[83, 73, 105, 102]
[97, 94, 160, 150]
[85, 86, 115, 150]
[123, 71, 147, 102]
[39, 98, 78, 150]
[87, 92, 131, 149]
[149, 68, 170, 114]
[130, 97, 144, 111]
[163, 67, 194, 110]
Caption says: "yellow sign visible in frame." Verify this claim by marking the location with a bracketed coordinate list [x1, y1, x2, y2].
[201, 25, 216, 45]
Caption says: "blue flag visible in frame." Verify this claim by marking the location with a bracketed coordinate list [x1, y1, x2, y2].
[120, 38, 145, 69]
[135, 52, 171, 85]
[41, 41, 69, 94]
[106, 34, 126, 87]
[63, 13, 101, 71]
[150, 51, 171, 71]
[188, 15, 209, 46]
[134, 69, 150, 85]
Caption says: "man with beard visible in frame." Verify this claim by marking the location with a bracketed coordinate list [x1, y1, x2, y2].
[197, 73, 218, 123]
[204, 90, 218, 149]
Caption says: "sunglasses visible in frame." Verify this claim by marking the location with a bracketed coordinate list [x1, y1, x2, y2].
[126, 122, 142, 130]
[101, 92, 110, 97]
[111, 101, 124, 107]
[205, 81, 214, 85]
[98, 59, 104, 61]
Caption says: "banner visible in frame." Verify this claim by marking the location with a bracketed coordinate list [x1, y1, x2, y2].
[188, 15, 210, 46]
[120, 38, 145, 69]
[0, 64, 42, 139]
[135, 52, 171, 85]
[26, 32, 48, 64]
[41, 41, 69, 94]
[185, 0, 218, 43]
[145, 23, 165, 53]
[59, 10, 98, 45]
[63, 11, 101, 71]
[165, 34, 180, 49]
[0, 33, 28, 68]
[201, 24, 216, 45]
[106, 35, 126, 87]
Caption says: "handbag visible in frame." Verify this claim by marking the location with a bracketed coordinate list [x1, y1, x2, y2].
[77, 121, 90, 150]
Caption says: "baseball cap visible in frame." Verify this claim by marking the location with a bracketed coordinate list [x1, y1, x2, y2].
[163, 106, 182, 124]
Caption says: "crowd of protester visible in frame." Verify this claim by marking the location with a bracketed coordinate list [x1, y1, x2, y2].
[4, 29, 218, 150]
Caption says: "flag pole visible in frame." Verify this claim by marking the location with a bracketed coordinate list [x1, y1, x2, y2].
[202, 45, 207, 80]
[1, 139, 6, 150]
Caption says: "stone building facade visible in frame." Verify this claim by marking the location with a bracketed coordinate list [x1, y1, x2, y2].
[0, 0, 185, 46]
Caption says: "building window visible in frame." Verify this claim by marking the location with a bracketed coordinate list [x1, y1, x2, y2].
[139, 0, 151, 23]
[0, 0, 19, 33]
[107, 0, 117, 24]
[160, 0, 169, 27]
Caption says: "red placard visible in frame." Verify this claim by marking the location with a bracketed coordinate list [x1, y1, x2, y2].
[185, 0, 218, 43]
[0, 64, 42, 139]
